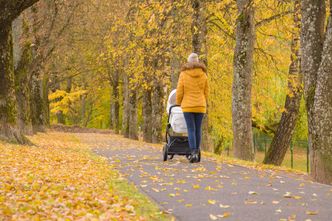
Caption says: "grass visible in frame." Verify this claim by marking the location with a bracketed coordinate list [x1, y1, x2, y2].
[255, 148, 309, 173]
[0, 132, 172, 221]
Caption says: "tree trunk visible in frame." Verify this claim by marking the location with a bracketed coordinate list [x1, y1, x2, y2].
[191, 0, 211, 152]
[232, 0, 255, 161]
[121, 73, 129, 137]
[301, 0, 326, 167]
[142, 88, 153, 143]
[128, 88, 138, 140]
[13, 16, 33, 135]
[170, 2, 180, 90]
[0, 0, 39, 142]
[263, 0, 302, 165]
[301, 0, 329, 183]
[311, 12, 332, 184]
[0, 24, 26, 143]
[151, 82, 164, 143]
[41, 72, 50, 126]
[111, 69, 120, 134]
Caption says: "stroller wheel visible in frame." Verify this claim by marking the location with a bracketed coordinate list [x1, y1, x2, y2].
[169, 154, 174, 160]
[163, 145, 168, 161]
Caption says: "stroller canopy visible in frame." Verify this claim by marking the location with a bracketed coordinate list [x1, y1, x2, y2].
[167, 89, 177, 114]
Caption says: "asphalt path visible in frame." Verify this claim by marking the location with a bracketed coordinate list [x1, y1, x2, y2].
[78, 133, 332, 221]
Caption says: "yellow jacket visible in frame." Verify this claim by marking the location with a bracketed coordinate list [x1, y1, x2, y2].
[176, 62, 209, 113]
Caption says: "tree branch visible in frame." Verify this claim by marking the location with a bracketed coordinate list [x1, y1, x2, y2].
[256, 10, 293, 28]
[0, 0, 39, 25]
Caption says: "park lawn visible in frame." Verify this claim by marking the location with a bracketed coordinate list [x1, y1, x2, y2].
[0, 132, 171, 221]
[255, 148, 308, 173]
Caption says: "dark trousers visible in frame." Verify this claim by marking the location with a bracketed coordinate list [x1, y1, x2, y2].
[183, 112, 204, 151]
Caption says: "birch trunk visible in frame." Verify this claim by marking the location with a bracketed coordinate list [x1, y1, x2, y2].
[232, 0, 255, 161]
[264, 0, 302, 165]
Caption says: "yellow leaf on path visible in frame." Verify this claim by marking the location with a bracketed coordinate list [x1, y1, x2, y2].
[306, 211, 318, 215]
[192, 184, 200, 189]
[208, 200, 216, 205]
[248, 191, 257, 195]
[218, 212, 231, 218]
[185, 204, 192, 207]
[152, 188, 159, 192]
[220, 204, 230, 208]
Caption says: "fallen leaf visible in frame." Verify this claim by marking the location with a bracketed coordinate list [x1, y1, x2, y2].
[209, 214, 218, 220]
[306, 211, 318, 215]
[219, 204, 230, 208]
[218, 212, 231, 218]
[245, 200, 258, 205]
[208, 200, 216, 205]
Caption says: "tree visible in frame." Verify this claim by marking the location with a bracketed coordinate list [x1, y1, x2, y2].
[301, 0, 332, 184]
[232, 0, 255, 161]
[191, 0, 211, 152]
[263, 0, 302, 165]
[0, 0, 39, 143]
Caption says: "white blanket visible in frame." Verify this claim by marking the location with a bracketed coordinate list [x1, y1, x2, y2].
[166, 89, 188, 134]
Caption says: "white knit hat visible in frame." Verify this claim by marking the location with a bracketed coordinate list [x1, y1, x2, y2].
[187, 53, 199, 63]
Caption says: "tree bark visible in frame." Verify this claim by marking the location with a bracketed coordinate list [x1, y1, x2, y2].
[263, 0, 302, 165]
[121, 73, 130, 137]
[151, 82, 164, 143]
[0, 24, 26, 143]
[301, 0, 326, 163]
[311, 13, 332, 184]
[0, 0, 39, 26]
[13, 16, 33, 135]
[191, 0, 211, 152]
[128, 88, 138, 140]
[111, 68, 120, 134]
[232, 0, 255, 161]
[142, 88, 153, 143]
[301, 0, 330, 184]
[0, 0, 39, 143]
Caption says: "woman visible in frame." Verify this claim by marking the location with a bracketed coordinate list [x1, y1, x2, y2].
[176, 53, 209, 163]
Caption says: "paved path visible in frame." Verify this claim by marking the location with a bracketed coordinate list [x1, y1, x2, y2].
[78, 133, 332, 221]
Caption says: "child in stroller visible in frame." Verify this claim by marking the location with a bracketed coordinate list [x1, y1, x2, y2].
[162, 89, 201, 162]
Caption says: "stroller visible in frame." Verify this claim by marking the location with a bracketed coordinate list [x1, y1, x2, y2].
[162, 89, 201, 162]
